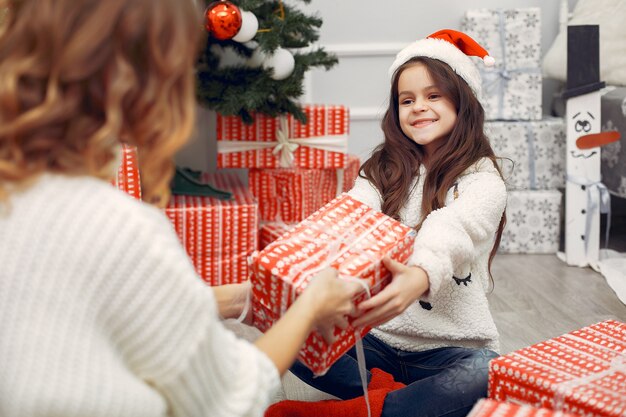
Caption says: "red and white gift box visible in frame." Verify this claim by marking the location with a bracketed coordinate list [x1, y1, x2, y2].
[164, 172, 258, 285]
[468, 399, 580, 417]
[259, 222, 296, 250]
[250, 194, 416, 375]
[250, 154, 360, 223]
[113, 144, 141, 200]
[217, 105, 349, 169]
[489, 320, 626, 417]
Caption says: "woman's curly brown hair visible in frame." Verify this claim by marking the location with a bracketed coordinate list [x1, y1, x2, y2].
[0, 0, 202, 206]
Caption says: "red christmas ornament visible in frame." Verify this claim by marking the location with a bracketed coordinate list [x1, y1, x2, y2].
[205, 1, 242, 41]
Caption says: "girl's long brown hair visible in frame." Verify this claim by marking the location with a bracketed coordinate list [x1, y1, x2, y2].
[0, 0, 202, 206]
[361, 57, 506, 277]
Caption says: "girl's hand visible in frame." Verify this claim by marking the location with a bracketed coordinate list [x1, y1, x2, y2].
[351, 257, 429, 329]
[298, 267, 362, 344]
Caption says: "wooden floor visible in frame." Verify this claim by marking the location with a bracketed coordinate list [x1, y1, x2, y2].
[489, 253, 626, 354]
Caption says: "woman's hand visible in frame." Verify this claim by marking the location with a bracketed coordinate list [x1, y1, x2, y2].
[212, 281, 252, 322]
[298, 267, 362, 344]
[351, 257, 429, 329]
[255, 267, 361, 374]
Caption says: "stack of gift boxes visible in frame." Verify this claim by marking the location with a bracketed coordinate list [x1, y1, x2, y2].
[113, 105, 359, 287]
[216, 104, 360, 250]
[461, 8, 566, 254]
[171, 104, 360, 286]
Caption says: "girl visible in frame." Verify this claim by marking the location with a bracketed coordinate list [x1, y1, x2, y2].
[0, 1, 360, 416]
[268, 29, 508, 417]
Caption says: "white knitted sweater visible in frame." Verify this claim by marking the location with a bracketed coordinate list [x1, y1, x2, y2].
[348, 158, 507, 353]
[0, 174, 280, 417]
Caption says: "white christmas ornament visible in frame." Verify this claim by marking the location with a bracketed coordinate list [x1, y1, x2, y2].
[264, 47, 295, 80]
[232, 11, 258, 43]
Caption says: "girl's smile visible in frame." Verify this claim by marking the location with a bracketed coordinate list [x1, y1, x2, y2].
[410, 118, 438, 127]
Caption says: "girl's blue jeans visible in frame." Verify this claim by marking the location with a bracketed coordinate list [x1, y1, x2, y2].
[290, 333, 499, 417]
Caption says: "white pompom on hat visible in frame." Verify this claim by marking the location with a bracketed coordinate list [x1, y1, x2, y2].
[389, 29, 495, 97]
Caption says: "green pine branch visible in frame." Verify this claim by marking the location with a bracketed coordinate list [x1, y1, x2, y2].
[196, 0, 337, 124]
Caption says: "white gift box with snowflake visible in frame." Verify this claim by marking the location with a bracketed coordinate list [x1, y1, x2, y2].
[486, 117, 566, 190]
[461, 8, 542, 121]
[600, 86, 626, 198]
[499, 190, 562, 254]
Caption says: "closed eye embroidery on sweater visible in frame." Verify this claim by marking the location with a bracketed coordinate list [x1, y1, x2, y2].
[453, 274, 472, 286]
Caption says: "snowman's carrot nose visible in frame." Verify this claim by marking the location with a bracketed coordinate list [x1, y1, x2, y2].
[576, 130, 620, 150]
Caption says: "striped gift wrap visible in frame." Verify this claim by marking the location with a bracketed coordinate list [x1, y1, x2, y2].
[217, 105, 349, 169]
[164, 172, 258, 285]
[489, 320, 626, 417]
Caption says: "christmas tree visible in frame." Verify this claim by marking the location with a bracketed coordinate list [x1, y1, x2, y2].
[196, 0, 338, 124]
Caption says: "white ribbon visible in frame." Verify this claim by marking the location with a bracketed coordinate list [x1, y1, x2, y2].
[479, 9, 541, 119]
[566, 175, 612, 254]
[355, 335, 372, 417]
[218, 115, 348, 168]
[335, 169, 345, 197]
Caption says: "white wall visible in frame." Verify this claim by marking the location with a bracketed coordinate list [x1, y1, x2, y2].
[176, 0, 578, 171]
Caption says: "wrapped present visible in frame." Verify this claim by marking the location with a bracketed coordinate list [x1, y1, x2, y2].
[217, 105, 349, 169]
[250, 154, 360, 223]
[487, 118, 566, 190]
[489, 320, 626, 417]
[468, 399, 580, 417]
[601, 86, 626, 198]
[113, 144, 141, 200]
[259, 222, 295, 250]
[250, 194, 416, 375]
[461, 8, 542, 120]
[499, 190, 562, 254]
[164, 172, 258, 285]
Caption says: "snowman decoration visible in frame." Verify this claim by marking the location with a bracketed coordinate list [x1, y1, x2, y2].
[559, 25, 620, 267]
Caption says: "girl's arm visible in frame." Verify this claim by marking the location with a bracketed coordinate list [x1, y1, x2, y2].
[352, 257, 429, 329]
[352, 168, 507, 329]
[347, 176, 383, 211]
[409, 170, 507, 297]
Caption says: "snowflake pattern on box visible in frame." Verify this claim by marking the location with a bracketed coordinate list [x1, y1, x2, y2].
[499, 190, 562, 254]
[486, 118, 565, 190]
[600, 87, 626, 198]
[461, 8, 542, 121]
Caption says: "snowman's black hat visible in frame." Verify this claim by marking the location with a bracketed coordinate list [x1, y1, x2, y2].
[562, 25, 605, 100]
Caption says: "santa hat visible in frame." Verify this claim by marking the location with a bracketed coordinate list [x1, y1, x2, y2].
[388, 29, 494, 96]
